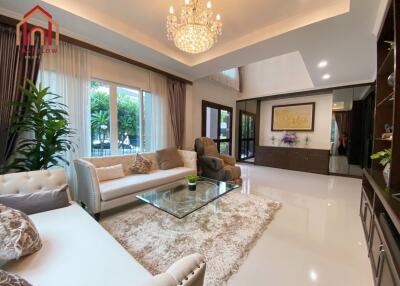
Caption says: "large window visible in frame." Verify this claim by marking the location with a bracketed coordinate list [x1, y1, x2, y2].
[90, 80, 156, 157]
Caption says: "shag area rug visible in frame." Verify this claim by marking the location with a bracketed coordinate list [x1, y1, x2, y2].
[101, 191, 281, 286]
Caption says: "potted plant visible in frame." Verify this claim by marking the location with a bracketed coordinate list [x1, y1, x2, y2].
[3, 80, 75, 173]
[371, 149, 392, 186]
[186, 175, 199, 191]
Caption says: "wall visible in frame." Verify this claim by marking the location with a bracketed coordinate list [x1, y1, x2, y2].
[185, 78, 240, 154]
[259, 93, 333, 150]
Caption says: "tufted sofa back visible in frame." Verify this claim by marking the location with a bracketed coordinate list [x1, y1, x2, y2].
[0, 168, 66, 195]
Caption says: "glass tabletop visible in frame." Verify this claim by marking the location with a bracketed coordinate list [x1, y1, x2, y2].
[136, 177, 239, 219]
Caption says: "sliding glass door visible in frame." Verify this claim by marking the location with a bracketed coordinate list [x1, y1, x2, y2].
[239, 110, 256, 160]
[201, 100, 233, 155]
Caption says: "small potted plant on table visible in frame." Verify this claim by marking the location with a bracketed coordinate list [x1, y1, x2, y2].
[186, 175, 199, 191]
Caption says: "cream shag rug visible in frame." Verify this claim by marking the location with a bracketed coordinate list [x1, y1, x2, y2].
[101, 191, 281, 286]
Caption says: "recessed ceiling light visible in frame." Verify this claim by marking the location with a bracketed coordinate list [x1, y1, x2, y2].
[309, 270, 318, 282]
[318, 60, 328, 68]
[322, 74, 331, 80]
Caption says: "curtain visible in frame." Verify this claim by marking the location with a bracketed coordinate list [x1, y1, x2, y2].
[167, 78, 186, 149]
[38, 41, 90, 196]
[146, 72, 174, 151]
[0, 23, 41, 170]
[334, 111, 351, 136]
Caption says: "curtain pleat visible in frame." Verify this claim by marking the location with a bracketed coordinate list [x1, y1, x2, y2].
[0, 24, 41, 170]
[167, 78, 186, 149]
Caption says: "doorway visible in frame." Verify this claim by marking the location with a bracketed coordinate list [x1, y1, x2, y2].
[239, 110, 256, 161]
[201, 100, 233, 155]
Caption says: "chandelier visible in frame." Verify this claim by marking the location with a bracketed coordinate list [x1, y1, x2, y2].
[167, 0, 222, 54]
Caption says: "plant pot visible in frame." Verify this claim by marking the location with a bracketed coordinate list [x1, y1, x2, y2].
[383, 163, 391, 187]
[188, 182, 197, 191]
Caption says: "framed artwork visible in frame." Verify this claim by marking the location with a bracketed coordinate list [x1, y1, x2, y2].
[271, 102, 315, 131]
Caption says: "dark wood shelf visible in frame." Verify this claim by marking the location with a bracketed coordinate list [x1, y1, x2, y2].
[375, 138, 393, 142]
[378, 47, 395, 76]
[365, 170, 400, 234]
[377, 91, 395, 107]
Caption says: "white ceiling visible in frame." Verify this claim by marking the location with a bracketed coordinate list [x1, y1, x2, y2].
[0, 0, 383, 86]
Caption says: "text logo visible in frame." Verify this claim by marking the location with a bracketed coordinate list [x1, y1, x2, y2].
[16, 5, 59, 54]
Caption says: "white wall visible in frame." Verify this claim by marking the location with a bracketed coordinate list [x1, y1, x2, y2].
[240, 51, 315, 99]
[259, 94, 333, 150]
[185, 78, 239, 153]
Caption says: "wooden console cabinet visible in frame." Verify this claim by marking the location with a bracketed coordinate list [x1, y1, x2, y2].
[361, 172, 400, 286]
[254, 146, 329, 175]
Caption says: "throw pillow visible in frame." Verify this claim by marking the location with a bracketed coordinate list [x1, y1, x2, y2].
[96, 164, 125, 182]
[130, 153, 152, 174]
[0, 204, 42, 260]
[0, 270, 32, 286]
[156, 147, 184, 170]
[0, 185, 70, 215]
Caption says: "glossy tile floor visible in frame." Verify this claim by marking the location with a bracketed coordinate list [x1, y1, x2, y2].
[228, 164, 373, 286]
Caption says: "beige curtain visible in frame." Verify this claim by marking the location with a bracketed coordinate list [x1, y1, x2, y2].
[167, 78, 186, 149]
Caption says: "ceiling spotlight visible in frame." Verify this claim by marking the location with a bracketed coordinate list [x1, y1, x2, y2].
[322, 74, 331, 80]
[318, 60, 328, 68]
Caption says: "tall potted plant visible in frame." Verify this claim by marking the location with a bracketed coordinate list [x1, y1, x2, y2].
[4, 80, 75, 172]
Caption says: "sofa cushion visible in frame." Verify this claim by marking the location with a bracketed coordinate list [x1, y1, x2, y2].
[0, 185, 70, 215]
[130, 154, 152, 174]
[0, 270, 32, 286]
[156, 148, 184, 170]
[96, 164, 125, 182]
[2, 204, 151, 286]
[99, 167, 195, 201]
[0, 204, 42, 260]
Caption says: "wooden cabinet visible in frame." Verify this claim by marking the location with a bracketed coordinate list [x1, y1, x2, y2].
[255, 146, 329, 175]
[360, 173, 400, 286]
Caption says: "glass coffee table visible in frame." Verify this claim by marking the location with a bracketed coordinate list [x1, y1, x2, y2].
[136, 177, 239, 219]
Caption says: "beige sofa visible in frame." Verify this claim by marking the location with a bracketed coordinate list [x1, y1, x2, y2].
[74, 150, 197, 215]
[0, 168, 206, 286]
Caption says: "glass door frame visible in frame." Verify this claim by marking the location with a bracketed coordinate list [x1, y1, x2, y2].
[201, 100, 233, 155]
[238, 110, 256, 160]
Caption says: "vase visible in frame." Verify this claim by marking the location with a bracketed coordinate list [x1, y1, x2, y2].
[387, 72, 395, 89]
[383, 163, 391, 187]
[188, 182, 197, 191]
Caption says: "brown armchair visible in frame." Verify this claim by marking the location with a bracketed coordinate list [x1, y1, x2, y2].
[194, 137, 242, 185]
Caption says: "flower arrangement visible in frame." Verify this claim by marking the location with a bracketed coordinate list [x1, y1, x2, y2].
[281, 132, 298, 145]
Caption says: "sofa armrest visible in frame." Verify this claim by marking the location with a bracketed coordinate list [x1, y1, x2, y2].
[199, 156, 224, 171]
[141, 254, 206, 286]
[178, 150, 197, 171]
[73, 159, 102, 214]
[220, 154, 236, 166]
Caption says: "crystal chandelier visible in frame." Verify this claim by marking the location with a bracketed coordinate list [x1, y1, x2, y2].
[167, 0, 222, 54]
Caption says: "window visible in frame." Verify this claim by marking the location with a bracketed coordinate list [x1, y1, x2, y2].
[90, 81, 111, 157]
[90, 80, 158, 157]
[117, 86, 140, 154]
[202, 100, 233, 155]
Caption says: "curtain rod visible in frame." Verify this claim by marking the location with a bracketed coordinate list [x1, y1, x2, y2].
[0, 14, 193, 85]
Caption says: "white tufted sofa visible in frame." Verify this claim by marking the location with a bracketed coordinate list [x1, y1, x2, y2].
[0, 168, 206, 286]
[74, 150, 197, 215]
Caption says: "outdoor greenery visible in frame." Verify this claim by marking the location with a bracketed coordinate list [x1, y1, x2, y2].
[90, 81, 140, 152]
[4, 80, 75, 172]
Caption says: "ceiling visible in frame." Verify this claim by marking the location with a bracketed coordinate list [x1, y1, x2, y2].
[0, 0, 384, 87]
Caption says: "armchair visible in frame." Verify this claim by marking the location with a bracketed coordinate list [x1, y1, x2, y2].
[194, 137, 242, 184]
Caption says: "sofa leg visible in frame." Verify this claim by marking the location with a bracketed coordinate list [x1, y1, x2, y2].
[94, 213, 101, 221]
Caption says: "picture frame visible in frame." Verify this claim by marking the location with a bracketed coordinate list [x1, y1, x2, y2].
[271, 102, 315, 131]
